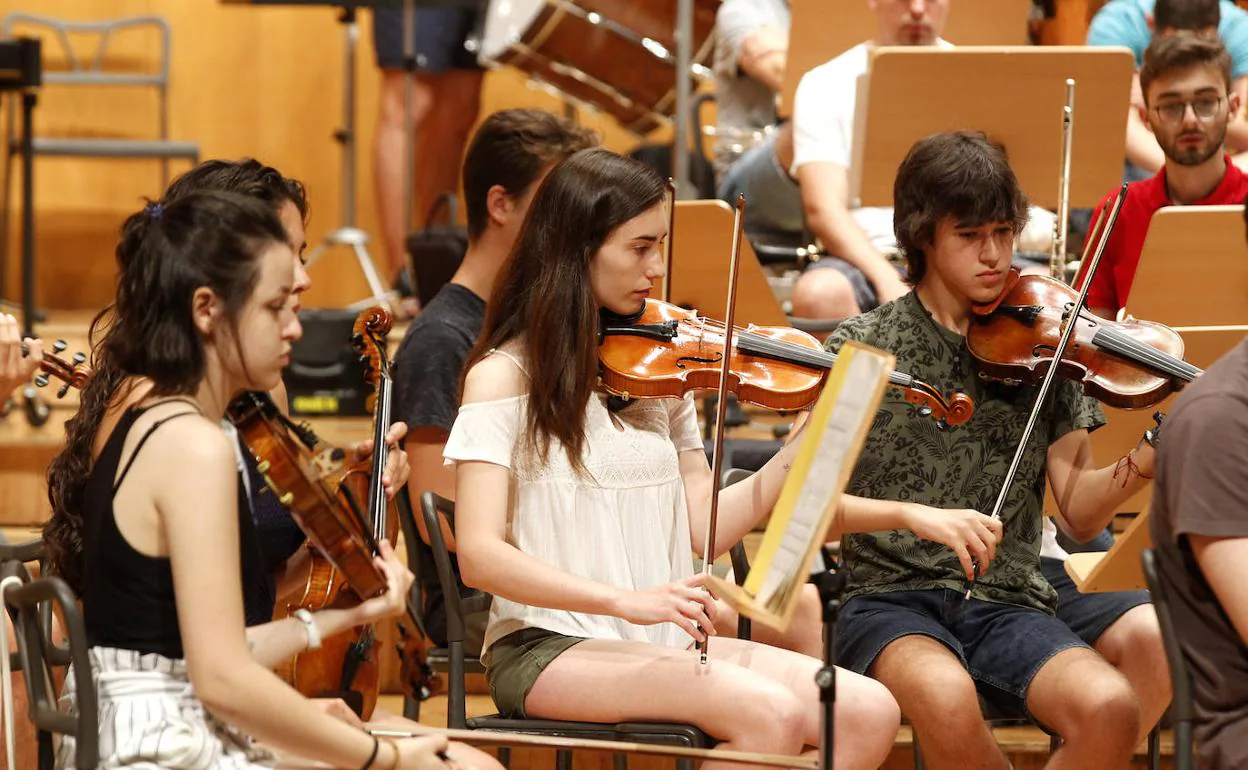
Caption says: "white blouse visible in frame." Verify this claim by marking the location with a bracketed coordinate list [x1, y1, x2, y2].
[443, 351, 705, 654]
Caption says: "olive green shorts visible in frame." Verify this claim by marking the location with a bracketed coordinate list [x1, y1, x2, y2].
[482, 627, 587, 718]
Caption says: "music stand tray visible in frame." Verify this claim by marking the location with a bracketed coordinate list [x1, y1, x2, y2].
[850, 46, 1134, 211]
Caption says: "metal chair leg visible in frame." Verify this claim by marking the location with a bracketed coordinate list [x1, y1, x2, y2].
[555, 749, 573, 770]
[613, 752, 628, 770]
[497, 747, 511, 769]
[1147, 724, 1161, 770]
[912, 732, 924, 770]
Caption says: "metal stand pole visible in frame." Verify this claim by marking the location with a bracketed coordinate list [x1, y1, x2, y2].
[18, 89, 48, 427]
[813, 548, 845, 770]
[672, 0, 693, 200]
[304, 5, 394, 311]
[401, 0, 419, 298]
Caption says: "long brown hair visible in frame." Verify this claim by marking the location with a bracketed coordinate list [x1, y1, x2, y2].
[465, 148, 667, 474]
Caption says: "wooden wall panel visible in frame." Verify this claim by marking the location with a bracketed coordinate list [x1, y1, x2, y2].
[0, 0, 649, 312]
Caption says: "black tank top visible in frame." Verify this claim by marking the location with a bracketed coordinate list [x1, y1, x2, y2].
[82, 403, 267, 659]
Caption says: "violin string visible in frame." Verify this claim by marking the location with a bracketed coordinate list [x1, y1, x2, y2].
[1070, 309, 1199, 379]
[1090, 325, 1201, 381]
[732, 330, 915, 387]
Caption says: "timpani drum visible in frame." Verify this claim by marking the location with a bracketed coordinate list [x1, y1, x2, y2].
[479, 0, 719, 134]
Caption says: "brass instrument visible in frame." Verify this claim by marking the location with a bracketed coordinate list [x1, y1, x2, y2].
[1051, 78, 1075, 281]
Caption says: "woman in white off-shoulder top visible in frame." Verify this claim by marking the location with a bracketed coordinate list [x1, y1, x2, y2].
[445, 148, 900, 770]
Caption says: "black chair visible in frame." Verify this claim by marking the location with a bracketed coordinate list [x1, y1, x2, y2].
[0, 555, 97, 770]
[1141, 548, 1194, 770]
[419, 491, 714, 770]
[395, 488, 488, 723]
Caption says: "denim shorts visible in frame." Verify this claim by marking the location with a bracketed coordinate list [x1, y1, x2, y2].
[1043, 556, 1151, 646]
[837, 589, 1089, 722]
[482, 627, 586, 718]
[372, 3, 484, 72]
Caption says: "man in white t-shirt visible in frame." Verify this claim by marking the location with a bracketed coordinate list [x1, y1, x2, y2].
[719, 0, 943, 320]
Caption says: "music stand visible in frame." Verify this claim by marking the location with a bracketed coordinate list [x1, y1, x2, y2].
[848, 47, 1133, 210]
[668, 200, 788, 327]
[709, 341, 893, 770]
[778, 0, 1032, 118]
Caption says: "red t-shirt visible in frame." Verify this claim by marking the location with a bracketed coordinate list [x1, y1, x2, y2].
[1077, 155, 1248, 314]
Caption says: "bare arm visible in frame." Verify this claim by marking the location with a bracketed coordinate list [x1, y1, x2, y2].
[737, 26, 787, 92]
[1047, 427, 1154, 543]
[796, 161, 908, 301]
[454, 358, 717, 641]
[680, 420, 807, 559]
[157, 420, 383, 768]
[405, 426, 457, 548]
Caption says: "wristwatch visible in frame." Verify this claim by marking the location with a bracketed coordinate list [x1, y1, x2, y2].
[293, 608, 322, 651]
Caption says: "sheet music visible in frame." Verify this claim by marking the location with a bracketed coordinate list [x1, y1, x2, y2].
[756, 348, 888, 606]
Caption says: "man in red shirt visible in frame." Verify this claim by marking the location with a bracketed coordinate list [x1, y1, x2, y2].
[1081, 33, 1248, 318]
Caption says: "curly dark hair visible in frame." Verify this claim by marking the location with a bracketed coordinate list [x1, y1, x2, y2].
[44, 164, 299, 591]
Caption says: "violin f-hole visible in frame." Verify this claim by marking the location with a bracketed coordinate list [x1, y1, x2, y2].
[675, 353, 723, 369]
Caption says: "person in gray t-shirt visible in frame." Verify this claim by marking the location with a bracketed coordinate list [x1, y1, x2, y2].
[712, 0, 790, 176]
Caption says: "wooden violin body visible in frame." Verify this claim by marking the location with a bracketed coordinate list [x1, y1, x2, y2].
[599, 299, 975, 427]
[230, 307, 407, 720]
[967, 270, 1201, 409]
[599, 299, 824, 411]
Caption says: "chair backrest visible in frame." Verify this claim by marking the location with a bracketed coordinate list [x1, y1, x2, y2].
[0, 14, 172, 89]
[419, 491, 492, 727]
[2, 563, 98, 770]
[1139, 548, 1196, 725]
[393, 488, 433, 643]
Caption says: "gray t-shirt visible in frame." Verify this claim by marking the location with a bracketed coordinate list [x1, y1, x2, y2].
[1151, 338, 1248, 770]
[712, 0, 789, 173]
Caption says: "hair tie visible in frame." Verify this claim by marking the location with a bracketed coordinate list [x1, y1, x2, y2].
[145, 202, 164, 220]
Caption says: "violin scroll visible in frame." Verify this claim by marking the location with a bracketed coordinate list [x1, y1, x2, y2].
[351, 307, 394, 403]
[900, 384, 975, 428]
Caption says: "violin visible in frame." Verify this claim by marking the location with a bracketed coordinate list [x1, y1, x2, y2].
[232, 308, 434, 718]
[966, 268, 1202, 410]
[598, 298, 975, 427]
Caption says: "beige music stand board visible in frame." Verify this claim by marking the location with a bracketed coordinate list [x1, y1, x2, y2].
[1124, 205, 1248, 327]
[1064, 506, 1151, 593]
[710, 341, 893, 631]
[1084, 205, 1248, 514]
[668, 200, 788, 328]
[850, 47, 1133, 210]
[779, 0, 1032, 118]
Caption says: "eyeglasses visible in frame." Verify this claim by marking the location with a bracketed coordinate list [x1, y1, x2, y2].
[1152, 96, 1224, 125]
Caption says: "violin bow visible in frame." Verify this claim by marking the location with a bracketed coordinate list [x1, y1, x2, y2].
[698, 194, 747, 663]
[966, 183, 1128, 599]
[663, 177, 676, 303]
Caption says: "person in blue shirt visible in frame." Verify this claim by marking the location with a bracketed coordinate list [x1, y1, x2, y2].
[1089, 0, 1248, 174]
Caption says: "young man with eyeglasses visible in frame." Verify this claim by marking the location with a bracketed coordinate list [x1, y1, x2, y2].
[1081, 33, 1248, 319]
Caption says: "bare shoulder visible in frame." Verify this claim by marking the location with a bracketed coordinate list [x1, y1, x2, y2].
[462, 351, 529, 405]
[129, 403, 233, 470]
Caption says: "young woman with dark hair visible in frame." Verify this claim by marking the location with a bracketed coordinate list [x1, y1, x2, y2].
[449, 148, 902, 770]
[43, 191, 447, 770]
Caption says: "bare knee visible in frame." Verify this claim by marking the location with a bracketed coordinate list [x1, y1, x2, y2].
[791, 268, 860, 320]
[378, 70, 435, 128]
[1052, 671, 1141, 746]
[1097, 605, 1162, 668]
[733, 685, 807, 753]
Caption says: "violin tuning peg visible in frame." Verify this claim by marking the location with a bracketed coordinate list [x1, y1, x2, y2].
[52, 339, 66, 354]
[33, 374, 48, 388]
[918, 406, 932, 417]
[72, 352, 86, 364]
[57, 383, 71, 399]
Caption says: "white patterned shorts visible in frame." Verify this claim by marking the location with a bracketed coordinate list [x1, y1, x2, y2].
[56, 647, 275, 769]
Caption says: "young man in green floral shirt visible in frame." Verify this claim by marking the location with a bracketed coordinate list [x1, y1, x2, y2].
[826, 131, 1166, 769]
